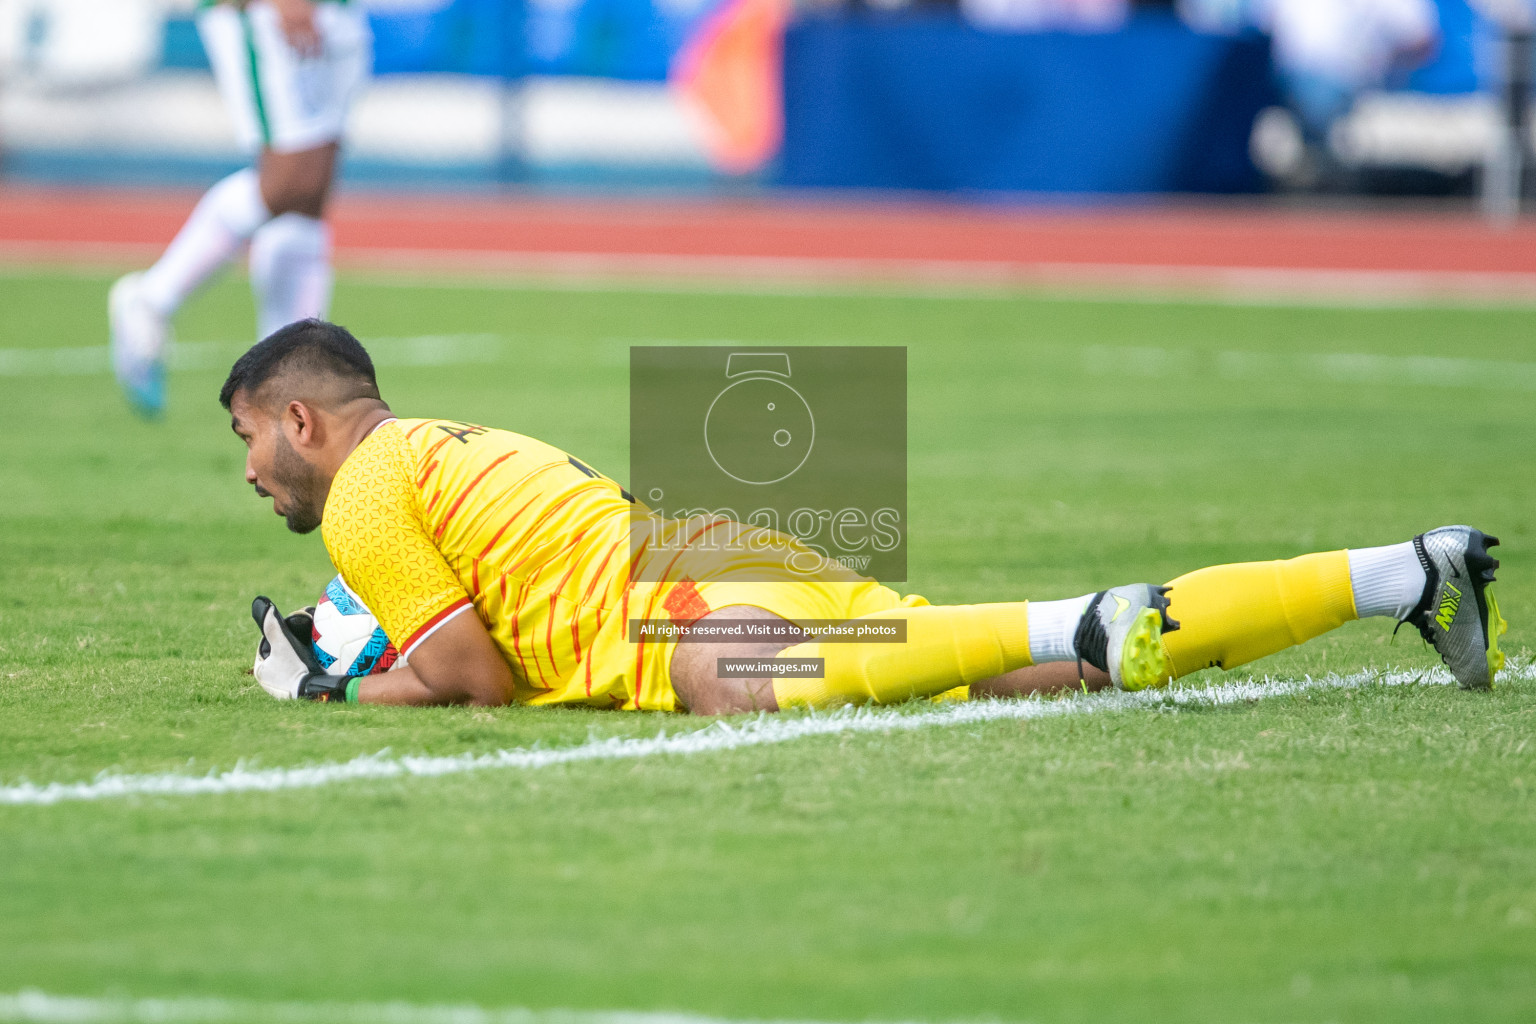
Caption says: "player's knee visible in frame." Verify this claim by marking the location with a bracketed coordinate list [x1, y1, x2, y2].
[261, 177, 330, 218]
[259, 149, 336, 218]
[667, 641, 718, 713]
[668, 641, 779, 716]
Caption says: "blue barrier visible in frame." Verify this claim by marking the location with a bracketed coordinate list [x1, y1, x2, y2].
[780, 14, 1278, 194]
[160, 0, 1494, 95]
[162, 0, 705, 80]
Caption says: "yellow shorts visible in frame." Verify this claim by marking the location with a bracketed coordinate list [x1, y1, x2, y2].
[554, 565, 929, 712]
[529, 522, 932, 712]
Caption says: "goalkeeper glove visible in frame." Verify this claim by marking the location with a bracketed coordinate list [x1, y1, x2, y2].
[250, 596, 359, 702]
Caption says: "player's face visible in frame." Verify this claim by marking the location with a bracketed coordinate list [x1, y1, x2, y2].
[230, 394, 327, 535]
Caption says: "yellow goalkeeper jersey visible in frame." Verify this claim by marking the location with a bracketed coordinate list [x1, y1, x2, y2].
[322, 417, 905, 710]
[323, 418, 662, 708]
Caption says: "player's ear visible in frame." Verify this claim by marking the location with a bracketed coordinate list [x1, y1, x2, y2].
[284, 399, 322, 448]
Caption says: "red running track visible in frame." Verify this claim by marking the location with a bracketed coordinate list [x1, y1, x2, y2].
[3, 187, 1535, 297]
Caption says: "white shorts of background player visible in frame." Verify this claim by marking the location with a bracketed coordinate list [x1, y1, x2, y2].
[198, 0, 372, 155]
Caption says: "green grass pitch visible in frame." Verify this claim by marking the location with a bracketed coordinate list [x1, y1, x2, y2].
[1, 267, 1533, 1022]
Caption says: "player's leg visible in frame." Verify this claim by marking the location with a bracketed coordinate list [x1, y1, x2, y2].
[973, 550, 1357, 698]
[974, 525, 1506, 696]
[251, 146, 337, 338]
[668, 584, 1176, 714]
[246, 1, 369, 337]
[666, 605, 794, 714]
[109, 3, 274, 415]
[1156, 525, 1504, 690]
[134, 168, 272, 316]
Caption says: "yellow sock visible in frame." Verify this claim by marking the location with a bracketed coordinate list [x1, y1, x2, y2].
[772, 603, 1032, 709]
[1160, 550, 1358, 682]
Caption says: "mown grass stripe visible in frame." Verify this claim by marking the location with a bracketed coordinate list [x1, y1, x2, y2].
[0, 335, 503, 377]
[4, 663, 1527, 807]
[0, 989, 863, 1024]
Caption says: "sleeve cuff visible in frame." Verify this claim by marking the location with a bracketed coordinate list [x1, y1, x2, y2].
[400, 598, 474, 657]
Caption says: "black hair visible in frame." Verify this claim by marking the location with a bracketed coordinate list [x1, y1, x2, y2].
[219, 319, 379, 410]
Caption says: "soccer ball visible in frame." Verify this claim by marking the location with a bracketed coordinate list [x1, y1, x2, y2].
[310, 575, 400, 676]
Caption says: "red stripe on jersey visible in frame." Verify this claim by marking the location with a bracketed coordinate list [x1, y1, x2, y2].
[632, 582, 671, 709]
[467, 460, 566, 561]
[653, 518, 735, 589]
[403, 420, 434, 439]
[517, 572, 552, 685]
[477, 493, 543, 560]
[515, 488, 585, 549]
[618, 586, 634, 706]
[580, 539, 622, 606]
[534, 520, 612, 671]
[414, 459, 439, 491]
[425, 488, 444, 513]
[420, 432, 460, 465]
[625, 537, 650, 586]
[580, 599, 613, 700]
[689, 518, 734, 545]
[542, 533, 588, 664]
[401, 597, 472, 655]
[631, 616, 646, 710]
[435, 451, 518, 540]
[439, 454, 540, 540]
[501, 575, 531, 685]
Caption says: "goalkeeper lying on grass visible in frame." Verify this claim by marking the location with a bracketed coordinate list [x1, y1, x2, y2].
[226, 320, 1507, 714]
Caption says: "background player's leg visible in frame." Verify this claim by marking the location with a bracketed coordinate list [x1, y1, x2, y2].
[258, 142, 337, 219]
[111, 167, 273, 414]
[249, 143, 338, 339]
[138, 168, 272, 318]
[250, 213, 334, 338]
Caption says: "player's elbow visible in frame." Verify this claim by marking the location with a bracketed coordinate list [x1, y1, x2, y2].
[406, 609, 517, 707]
[464, 679, 513, 707]
[415, 667, 511, 707]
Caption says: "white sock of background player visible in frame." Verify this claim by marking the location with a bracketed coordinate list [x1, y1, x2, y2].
[139, 167, 271, 320]
[250, 212, 333, 339]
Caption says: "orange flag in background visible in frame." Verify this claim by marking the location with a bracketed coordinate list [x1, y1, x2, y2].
[670, 0, 791, 174]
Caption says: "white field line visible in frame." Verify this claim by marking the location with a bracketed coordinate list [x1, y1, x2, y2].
[4, 662, 1530, 808]
[0, 335, 504, 377]
[7, 333, 1533, 396]
[0, 990, 869, 1024]
[1083, 344, 1536, 392]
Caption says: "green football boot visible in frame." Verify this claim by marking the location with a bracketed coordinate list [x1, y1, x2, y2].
[1074, 584, 1180, 691]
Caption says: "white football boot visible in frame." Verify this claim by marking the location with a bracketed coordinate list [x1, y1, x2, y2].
[108, 272, 169, 417]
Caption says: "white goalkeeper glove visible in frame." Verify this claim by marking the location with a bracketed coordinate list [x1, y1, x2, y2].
[250, 596, 358, 702]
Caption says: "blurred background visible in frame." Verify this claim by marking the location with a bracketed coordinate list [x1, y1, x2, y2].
[0, 0, 1532, 211]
